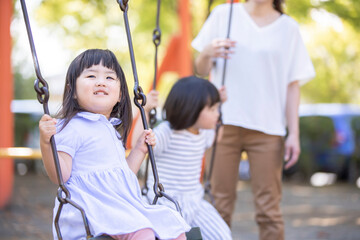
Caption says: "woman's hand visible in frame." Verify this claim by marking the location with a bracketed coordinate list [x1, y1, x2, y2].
[39, 114, 57, 145]
[144, 90, 159, 113]
[284, 134, 300, 169]
[195, 38, 236, 76]
[204, 38, 236, 59]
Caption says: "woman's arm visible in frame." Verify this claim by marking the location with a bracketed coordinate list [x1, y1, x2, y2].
[284, 81, 301, 169]
[39, 114, 72, 184]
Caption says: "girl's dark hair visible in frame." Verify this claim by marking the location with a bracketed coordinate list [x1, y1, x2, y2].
[244, 0, 284, 14]
[56, 49, 132, 147]
[163, 76, 220, 130]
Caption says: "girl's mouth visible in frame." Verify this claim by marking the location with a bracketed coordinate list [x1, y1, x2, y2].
[94, 90, 108, 95]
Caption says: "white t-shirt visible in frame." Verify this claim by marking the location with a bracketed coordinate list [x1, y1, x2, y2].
[192, 3, 315, 136]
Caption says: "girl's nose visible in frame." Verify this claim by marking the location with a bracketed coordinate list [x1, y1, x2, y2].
[95, 78, 106, 86]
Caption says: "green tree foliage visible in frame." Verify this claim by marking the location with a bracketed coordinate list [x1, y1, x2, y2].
[33, 0, 180, 94]
[301, 22, 360, 104]
[285, 0, 360, 104]
[13, 0, 360, 104]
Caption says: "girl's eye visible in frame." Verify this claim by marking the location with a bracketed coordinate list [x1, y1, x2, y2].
[107, 76, 115, 80]
[87, 75, 95, 78]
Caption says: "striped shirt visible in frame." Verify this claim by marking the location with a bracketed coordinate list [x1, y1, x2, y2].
[148, 121, 214, 195]
[146, 121, 233, 240]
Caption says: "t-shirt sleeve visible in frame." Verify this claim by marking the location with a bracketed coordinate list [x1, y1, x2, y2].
[153, 122, 171, 155]
[54, 121, 82, 158]
[191, 5, 222, 52]
[203, 129, 216, 149]
[288, 26, 316, 85]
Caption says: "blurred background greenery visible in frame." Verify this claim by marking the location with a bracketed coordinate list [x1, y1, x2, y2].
[11, 0, 360, 104]
[9, 0, 360, 180]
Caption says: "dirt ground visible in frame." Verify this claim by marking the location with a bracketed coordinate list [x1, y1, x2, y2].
[1, 173, 360, 240]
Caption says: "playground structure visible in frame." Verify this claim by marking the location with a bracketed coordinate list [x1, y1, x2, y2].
[0, 0, 220, 238]
[0, 0, 195, 210]
[0, 0, 14, 209]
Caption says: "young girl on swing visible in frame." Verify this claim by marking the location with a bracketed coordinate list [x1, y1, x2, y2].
[132, 76, 232, 240]
[39, 49, 190, 240]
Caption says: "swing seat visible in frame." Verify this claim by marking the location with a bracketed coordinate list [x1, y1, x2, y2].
[88, 227, 202, 240]
[89, 235, 114, 240]
[186, 227, 203, 240]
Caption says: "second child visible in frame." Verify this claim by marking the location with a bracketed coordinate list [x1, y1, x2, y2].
[133, 76, 232, 240]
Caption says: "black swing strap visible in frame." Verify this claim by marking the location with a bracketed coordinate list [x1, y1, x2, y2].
[141, 0, 162, 198]
[19, 1, 94, 239]
[116, 0, 181, 213]
[204, 0, 235, 204]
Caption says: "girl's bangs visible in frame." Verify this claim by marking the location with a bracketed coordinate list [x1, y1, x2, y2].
[80, 50, 117, 72]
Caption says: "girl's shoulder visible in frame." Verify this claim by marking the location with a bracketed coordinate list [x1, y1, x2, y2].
[55, 113, 94, 132]
[199, 128, 215, 139]
[199, 128, 216, 148]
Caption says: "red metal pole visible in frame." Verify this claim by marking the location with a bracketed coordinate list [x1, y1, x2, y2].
[0, 0, 14, 209]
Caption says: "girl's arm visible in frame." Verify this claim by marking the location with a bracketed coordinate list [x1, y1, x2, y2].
[131, 90, 159, 148]
[194, 39, 236, 77]
[128, 90, 158, 174]
[127, 129, 155, 174]
[39, 114, 72, 184]
[284, 81, 301, 170]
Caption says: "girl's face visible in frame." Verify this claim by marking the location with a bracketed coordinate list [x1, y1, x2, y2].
[189, 103, 220, 133]
[75, 64, 121, 119]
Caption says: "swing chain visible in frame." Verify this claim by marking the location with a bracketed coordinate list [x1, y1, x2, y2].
[34, 78, 50, 105]
[152, 28, 161, 47]
[149, 109, 157, 127]
[148, 0, 161, 128]
[57, 186, 71, 204]
[116, 0, 183, 216]
[20, 1, 95, 238]
[133, 85, 147, 107]
[117, 0, 129, 12]
[153, 0, 161, 47]
[205, 0, 234, 203]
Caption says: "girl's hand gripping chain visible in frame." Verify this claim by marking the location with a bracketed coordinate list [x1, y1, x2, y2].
[218, 86, 228, 103]
[39, 114, 57, 144]
[134, 129, 156, 154]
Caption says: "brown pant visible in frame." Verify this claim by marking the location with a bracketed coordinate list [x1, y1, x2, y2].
[209, 125, 284, 240]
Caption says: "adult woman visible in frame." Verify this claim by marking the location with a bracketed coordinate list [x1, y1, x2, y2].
[192, 0, 315, 239]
